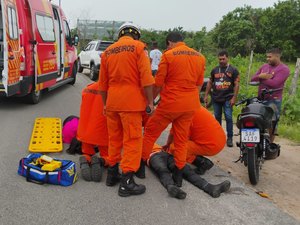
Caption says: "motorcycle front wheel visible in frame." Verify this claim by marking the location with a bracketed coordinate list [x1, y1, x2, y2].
[247, 146, 260, 185]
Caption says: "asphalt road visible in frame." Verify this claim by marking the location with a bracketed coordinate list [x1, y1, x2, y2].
[0, 73, 299, 225]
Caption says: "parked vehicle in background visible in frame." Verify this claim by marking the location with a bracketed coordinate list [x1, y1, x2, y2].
[0, 0, 79, 104]
[77, 40, 114, 81]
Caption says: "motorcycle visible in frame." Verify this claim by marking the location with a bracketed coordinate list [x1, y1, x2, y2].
[235, 85, 282, 185]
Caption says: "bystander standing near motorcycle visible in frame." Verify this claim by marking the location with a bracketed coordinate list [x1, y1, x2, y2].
[250, 48, 290, 143]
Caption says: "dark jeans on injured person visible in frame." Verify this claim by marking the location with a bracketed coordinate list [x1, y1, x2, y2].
[149, 152, 209, 189]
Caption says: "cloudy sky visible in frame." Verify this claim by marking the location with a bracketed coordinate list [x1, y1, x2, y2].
[52, 0, 279, 31]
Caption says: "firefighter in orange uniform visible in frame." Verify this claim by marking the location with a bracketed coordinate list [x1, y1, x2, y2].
[166, 107, 226, 175]
[99, 22, 154, 197]
[140, 32, 206, 187]
[77, 82, 109, 182]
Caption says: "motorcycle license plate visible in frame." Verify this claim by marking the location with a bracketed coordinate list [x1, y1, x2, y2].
[241, 128, 260, 143]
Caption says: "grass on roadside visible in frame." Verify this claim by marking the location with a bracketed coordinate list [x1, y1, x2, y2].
[278, 123, 300, 143]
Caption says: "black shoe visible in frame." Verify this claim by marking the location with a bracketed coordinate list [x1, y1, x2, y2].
[193, 156, 214, 175]
[106, 164, 121, 186]
[204, 180, 231, 198]
[91, 155, 103, 182]
[166, 185, 186, 199]
[79, 156, 92, 182]
[227, 137, 233, 147]
[172, 166, 183, 187]
[118, 172, 146, 197]
[135, 160, 146, 179]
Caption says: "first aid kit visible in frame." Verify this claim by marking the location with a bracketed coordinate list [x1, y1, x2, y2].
[18, 153, 77, 186]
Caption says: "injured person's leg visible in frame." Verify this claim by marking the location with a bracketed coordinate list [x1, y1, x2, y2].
[166, 152, 230, 198]
[149, 152, 186, 199]
[182, 164, 230, 198]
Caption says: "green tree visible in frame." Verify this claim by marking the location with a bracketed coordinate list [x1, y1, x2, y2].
[260, 0, 300, 60]
[211, 6, 262, 56]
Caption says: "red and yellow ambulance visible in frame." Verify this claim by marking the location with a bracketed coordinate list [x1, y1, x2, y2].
[0, 0, 79, 103]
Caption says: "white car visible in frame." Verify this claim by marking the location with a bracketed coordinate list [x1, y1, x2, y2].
[77, 40, 114, 81]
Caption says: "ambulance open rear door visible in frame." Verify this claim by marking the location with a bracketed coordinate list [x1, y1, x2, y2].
[27, 0, 58, 91]
[0, 0, 21, 96]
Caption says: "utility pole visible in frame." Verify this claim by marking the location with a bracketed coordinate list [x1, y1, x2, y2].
[246, 50, 254, 92]
[289, 58, 300, 96]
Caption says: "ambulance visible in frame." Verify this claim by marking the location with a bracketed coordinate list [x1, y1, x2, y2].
[0, 0, 79, 103]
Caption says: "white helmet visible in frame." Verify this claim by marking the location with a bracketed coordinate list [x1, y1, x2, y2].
[118, 22, 141, 39]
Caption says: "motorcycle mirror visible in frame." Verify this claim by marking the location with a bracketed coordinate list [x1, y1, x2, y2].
[249, 81, 260, 86]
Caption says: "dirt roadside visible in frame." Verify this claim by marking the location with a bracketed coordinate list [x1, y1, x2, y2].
[211, 133, 300, 221]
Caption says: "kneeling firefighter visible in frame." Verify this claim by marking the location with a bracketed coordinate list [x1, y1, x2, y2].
[77, 82, 109, 182]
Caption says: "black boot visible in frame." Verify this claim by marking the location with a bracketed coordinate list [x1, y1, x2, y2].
[106, 164, 121, 186]
[172, 166, 183, 187]
[193, 156, 214, 175]
[166, 184, 187, 199]
[118, 172, 146, 197]
[135, 160, 146, 179]
[203, 180, 231, 198]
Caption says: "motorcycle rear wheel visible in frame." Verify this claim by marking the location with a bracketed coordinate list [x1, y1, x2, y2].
[247, 147, 260, 185]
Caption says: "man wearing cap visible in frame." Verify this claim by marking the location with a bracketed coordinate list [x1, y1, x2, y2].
[99, 22, 154, 197]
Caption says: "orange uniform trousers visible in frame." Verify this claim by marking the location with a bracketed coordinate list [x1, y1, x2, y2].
[169, 139, 225, 164]
[81, 143, 109, 165]
[142, 109, 194, 169]
[168, 107, 226, 163]
[106, 111, 143, 173]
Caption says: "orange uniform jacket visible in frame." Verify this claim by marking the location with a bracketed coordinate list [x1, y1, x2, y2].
[99, 36, 154, 111]
[77, 82, 108, 146]
[155, 42, 205, 112]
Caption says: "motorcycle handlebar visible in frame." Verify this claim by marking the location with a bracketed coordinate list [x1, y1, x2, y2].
[235, 87, 283, 106]
[261, 87, 283, 95]
[235, 99, 247, 106]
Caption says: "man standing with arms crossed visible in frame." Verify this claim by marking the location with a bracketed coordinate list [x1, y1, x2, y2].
[251, 48, 290, 143]
[140, 32, 205, 187]
[204, 50, 240, 147]
[99, 22, 154, 197]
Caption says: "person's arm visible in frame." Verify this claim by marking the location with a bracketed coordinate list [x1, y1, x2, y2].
[260, 67, 290, 88]
[100, 91, 107, 115]
[155, 54, 168, 88]
[144, 85, 154, 114]
[99, 53, 108, 115]
[251, 66, 263, 82]
[204, 80, 212, 108]
[162, 132, 174, 151]
[153, 85, 162, 99]
[230, 78, 239, 106]
[230, 70, 240, 106]
[137, 44, 155, 113]
[149, 51, 153, 65]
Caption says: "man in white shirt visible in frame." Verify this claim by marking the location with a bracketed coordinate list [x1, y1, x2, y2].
[149, 41, 162, 76]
